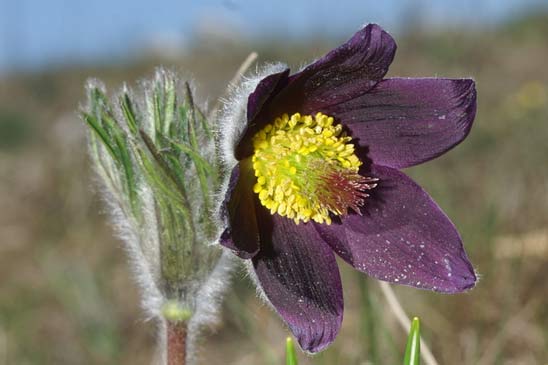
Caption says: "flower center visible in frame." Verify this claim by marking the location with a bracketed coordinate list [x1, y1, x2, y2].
[251, 112, 377, 224]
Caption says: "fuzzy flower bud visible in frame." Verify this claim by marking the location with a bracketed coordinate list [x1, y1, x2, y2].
[81, 68, 233, 364]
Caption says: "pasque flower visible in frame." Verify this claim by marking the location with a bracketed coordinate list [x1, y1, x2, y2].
[219, 24, 477, 352]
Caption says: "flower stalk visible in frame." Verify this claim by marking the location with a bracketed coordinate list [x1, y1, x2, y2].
[167, 320, 188, 365]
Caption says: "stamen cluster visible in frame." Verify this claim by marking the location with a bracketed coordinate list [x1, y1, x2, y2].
[251, 112, 375, 224]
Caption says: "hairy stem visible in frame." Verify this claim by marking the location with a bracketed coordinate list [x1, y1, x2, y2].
[167, 321, 188, 365]
[378, 281, 439, 365]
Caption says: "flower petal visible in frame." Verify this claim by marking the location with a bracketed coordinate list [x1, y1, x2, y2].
[324, 78, 477, 168]
[252, 212, 343, 352]
[219, 163, 260, 259]
[236, 24, 396, 159]
[286, 23, 396, 112]
[315, 164, 476, 293]
[247, 68, 290, 123]
[235, 69, 290, 160]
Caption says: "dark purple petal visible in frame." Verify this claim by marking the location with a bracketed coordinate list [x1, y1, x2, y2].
[236, 24, 396, 159]
[253, 212, 343, 352]
[219, 163, 260, 259]
[324, 78, 477, 169]
[286, 23, 396, 112]
[247, 68, 290, 123]
[235, 69, 290, 160]
[315, 164, 476, 293]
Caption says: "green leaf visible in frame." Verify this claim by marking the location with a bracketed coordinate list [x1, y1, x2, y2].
[163, 77, 176, 135]
[120, 93, 139, 135]
[403, 317, 421, 365]
[168, 140, 214, 175]
[286, 337, 298, 365]
[135, 148, 187, 212]
[139, 132, 187, 197]
[153, 85, 164, 140]
[84, 86, 141, 215]
[194, 103, 213, 139]
[100, 111, 139, 214]
[82, 113, 117, 160]
[182, 82, 215, 236]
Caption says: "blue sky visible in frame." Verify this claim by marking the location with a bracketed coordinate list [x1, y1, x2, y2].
[0, 0, 547, 72]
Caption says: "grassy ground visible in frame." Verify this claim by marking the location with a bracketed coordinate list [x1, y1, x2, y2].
[1, 15, 547, 365]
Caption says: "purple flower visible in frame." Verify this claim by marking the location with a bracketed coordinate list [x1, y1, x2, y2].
[220, 24, 477, 352]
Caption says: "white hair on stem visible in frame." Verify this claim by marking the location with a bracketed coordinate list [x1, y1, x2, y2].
[185, 250, 236, 364]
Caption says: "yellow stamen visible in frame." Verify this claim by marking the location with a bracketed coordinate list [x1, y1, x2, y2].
[251, 112, 372, 224]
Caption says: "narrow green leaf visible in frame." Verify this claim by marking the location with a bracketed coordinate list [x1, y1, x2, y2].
[177, 104, 191, 145]
[168, 140, 214, 175]
[101, 111, 139, 214]
[183, 82, 199, 151]
[89, 87, 110, 118]
[135, 148, 190, 215]
[183, 82, 214, 235]
[163, 77, 176, 135]
[194, 104, 213, 139]
[153, 84, 164, 141]
[139, 129, 193, 225]
[120, 93, 139, 135]
[403, 317, 421, 365]
[92, 87, 109, 105]
[82, 113, 117, 160]
[285, 337, 298, 365]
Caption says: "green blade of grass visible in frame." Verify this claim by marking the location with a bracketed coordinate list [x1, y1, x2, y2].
[403, 317, 421, 365]
[286, 337, 298, 365]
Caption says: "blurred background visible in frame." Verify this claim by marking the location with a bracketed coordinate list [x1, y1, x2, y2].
[1, 0, 548, 364]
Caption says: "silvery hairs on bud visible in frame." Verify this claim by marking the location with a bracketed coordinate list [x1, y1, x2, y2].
[81, 68, 235, 363]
